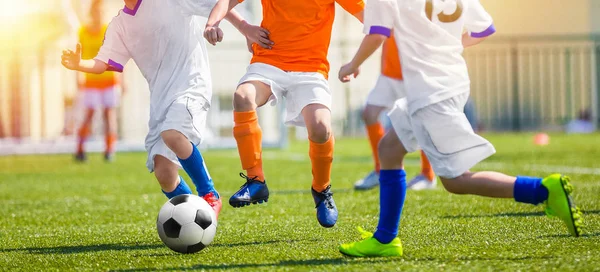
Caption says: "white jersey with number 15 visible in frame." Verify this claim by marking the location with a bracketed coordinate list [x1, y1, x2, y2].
[363, 0, 495, 114]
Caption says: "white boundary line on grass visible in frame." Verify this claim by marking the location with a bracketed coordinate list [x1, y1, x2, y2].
[255, 152, 600, 176]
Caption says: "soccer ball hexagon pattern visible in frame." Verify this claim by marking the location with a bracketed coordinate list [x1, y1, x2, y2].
[156, 194, 217, 254]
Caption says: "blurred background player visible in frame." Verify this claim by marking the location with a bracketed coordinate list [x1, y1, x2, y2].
[75, 0, 121, 162]
[204, 0, 364, 228]
[338, 0, 582, 257]
[61, 0, 271, 217]
[355, 36, 436, 191]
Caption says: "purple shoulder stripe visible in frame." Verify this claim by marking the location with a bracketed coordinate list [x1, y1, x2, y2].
[107, 59, 124, 73]
[369, 26, 392, 37]
[123, 0, 143, 16]
[471, 24, 496, 38]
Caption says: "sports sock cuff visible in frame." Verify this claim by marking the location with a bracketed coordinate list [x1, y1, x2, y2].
[366, 122, 384, 131]
[379, 169, 407, 185]
[163, 177, 192, 199]
[179, 142, 200, 161]
[309, 136, 335, 156]
[233, 110, 258, 123]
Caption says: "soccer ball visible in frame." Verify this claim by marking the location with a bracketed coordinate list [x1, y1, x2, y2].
[156, 194, 217, 254]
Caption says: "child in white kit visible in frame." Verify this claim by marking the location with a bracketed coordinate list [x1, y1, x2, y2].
[61, 0, 273, 218]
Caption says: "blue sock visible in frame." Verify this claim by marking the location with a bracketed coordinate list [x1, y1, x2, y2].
[163, 176, 192, 199]
[373, 169, 407, 244]
[514, 176, 548, 205]
[178, 144, 218, 198]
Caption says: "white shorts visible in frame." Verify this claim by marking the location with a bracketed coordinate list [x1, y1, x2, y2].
[388, 92, 496, 178]
[81, 87, 119, 108]
[238, 63, 331, 127]
[145, 96, 208, 172]
[366, 75, 406, 108]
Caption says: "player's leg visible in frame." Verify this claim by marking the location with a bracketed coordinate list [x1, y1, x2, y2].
[230, 64, 286, 207]
[340, 100, 412, 257]
[75, 90, 99, 162]
[339, 131, 407, 257]
[154, 154, 193, 198]
[406, 150, 437, 190]
[157, 97, 221, 216]
[355, 75, 392, 190]
[102, 107, 117, 161]
[439, 172, 582, 236]
[230, 80, 273, 207]
[354, 103, 386, 190]
[302, 103, 338, 227]
[418, 94, 582, 237]
[102, 88, 119, 161]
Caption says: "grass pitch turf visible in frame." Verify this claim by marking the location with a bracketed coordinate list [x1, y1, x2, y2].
[0, 133, 599, 271]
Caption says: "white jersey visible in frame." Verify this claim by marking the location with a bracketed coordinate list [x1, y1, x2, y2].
[363, 0, 494, 114]
[95, 0, 216, 121]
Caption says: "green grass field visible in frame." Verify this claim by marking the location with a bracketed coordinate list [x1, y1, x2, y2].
[1, 133, 599, 271]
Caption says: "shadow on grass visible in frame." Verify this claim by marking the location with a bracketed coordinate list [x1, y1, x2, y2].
[442, 210, 600, 219]
[113, 255, 559, 271]
[0, 243, 163, 254]
[539, 232, 600, 238]
[212, 238, 318, 248]
[407, 255, 554, 262]
[0, 239, 319, 255]
[111, 257, 396, 271]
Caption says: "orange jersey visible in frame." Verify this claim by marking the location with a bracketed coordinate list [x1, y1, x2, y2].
[79, 25, 118, 90]
[240, 0, 364, 78]
[381, 37, 403, 80]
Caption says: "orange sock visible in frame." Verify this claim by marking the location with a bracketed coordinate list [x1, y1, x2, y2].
[366, 123, 385, 173]
[310, 136, 335, 192]
[420, 150, 435, 181]
[233, 110, 265, 182]
[105, 133, 117, 154]
[77, 124, 91, 153]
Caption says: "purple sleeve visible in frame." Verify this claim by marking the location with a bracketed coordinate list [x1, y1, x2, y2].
[470, 24, 495, 38]
[369, 26, 392, 37]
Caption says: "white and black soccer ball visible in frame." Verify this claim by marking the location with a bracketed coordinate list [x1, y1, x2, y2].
[156, 194, 217, 254]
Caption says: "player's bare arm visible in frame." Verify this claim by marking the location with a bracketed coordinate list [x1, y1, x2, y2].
[61, 43, 108, 74]
[462, 32, 489, 47]
[204, 0, 272, 50]
[338, 34, 387, 82]
[225, 11, 273, 51]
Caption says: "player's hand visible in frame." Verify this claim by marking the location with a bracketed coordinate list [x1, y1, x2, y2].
[241, 23, 273, 50]
[204, 25, 224, 46]
[61, 43, 82, 71]
[338, 62, 360, 83]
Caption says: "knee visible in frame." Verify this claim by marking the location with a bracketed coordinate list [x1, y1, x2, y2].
[362, 106, 381, 125]
[233, 87, 256, 111]
[160, 130, 187, 150]
[378, 135, 405, 163]
[307, 121, 331, 143]
[440, 175, 467, 195]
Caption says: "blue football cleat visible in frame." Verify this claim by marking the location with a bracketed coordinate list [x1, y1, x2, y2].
[229, 173, 269, 208]
[311, 185, 338, 228]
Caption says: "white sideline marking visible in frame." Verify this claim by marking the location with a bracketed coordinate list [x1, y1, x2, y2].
[479, 162, 600, 176]
[242, 152, 600, 176]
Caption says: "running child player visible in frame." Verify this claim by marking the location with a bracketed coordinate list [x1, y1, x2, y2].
[75, 0, 121, 162]
[61, 0, 272, 217]
[338, 0, 582, 257]
[204, 0, 364, 227]
[355, 37, 436, 191]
